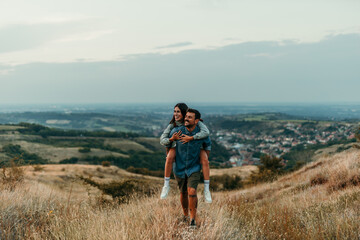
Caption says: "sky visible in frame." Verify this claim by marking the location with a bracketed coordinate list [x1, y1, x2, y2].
[0, 0, 359, 104]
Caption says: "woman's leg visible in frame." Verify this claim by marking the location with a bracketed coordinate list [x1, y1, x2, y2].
[165, 148, 176, 178]
[200, 150, 210, 180]
[160, 148, 176, 199]
[200, 149, 212, 203]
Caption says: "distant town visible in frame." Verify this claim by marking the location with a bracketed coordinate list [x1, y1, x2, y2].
[213, 121, 357, 167]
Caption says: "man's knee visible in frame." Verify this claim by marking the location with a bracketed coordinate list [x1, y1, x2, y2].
[188, 187, 197, 197]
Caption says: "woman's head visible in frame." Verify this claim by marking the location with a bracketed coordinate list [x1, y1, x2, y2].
[170, 103, 188, 125]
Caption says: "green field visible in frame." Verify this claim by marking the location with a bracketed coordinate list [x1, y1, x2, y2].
[0, 125, 24, 131]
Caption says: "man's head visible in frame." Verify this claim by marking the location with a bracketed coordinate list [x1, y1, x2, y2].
[184, 108, 201, 129]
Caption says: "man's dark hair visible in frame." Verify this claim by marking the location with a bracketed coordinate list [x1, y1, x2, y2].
[187, 108, 201, 120]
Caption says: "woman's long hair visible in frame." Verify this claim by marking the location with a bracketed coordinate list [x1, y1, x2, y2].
[169, 103, 188, 126]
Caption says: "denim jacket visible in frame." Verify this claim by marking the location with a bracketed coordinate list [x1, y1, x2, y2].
[170, 125, 211, 178]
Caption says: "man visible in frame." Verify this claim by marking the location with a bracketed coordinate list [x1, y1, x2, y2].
[169, 108, 211, 227]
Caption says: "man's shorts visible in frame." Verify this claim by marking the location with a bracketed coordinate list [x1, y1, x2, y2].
[174, 172, 201, 193]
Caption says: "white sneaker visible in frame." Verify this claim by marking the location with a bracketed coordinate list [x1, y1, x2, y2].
[204, 189, 212, 203]
[160, 186, 170, 199]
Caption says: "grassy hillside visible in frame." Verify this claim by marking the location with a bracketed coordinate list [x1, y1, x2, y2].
[1, 147, 360, 239]
[0, 112, 164, 134]
[0, 123, 230, 171]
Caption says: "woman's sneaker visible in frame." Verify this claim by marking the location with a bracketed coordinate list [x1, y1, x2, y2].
[204, 189, 212, 203]
[160, 186, 170, 199]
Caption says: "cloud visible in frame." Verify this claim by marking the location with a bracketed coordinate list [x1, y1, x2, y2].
[0, 19, 102, 54]
[53, 30, 115, 43]
[245, 52, 286, 58]
[0, 68, 14, 75]
[156, 42, 193, 49]
[0, 34, 359, 104]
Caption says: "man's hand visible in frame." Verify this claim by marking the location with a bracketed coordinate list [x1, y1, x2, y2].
[179, 134, 194, 144]
[170, 130, 182, 142]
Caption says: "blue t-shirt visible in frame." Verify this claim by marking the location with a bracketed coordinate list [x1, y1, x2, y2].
[170, 125, 211, 178]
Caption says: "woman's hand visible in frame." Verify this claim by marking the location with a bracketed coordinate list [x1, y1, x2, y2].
[179, 134, 194, 144]
[169, 130, 182, 141]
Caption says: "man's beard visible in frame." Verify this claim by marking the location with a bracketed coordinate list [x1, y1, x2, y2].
[185, 120, 194, 128]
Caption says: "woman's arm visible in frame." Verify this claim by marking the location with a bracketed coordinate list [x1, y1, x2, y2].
[180, 121, 210, 143]
[160, 124, 178, 147]
[160, 124, 182, 147]
[160, 124, 174, 146]
[193, 121, 210, 140]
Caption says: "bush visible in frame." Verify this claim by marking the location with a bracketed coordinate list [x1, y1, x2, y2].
[82, 152, 165, 170]
[80, 177, 156, 203]
[211, 174, 243, 191]
[310, 173, 328, 186]
[18, 122, 139, 138]
[126, 166, 164, 178]
[102, 161, 111, 167]
[1, 144, 48, 165]
[59, 157, 79, 164]
[249, 169, 278, 184]
[327, 174, 360, 193]
[79, 147, 91, 153]
[249, 155, 284, 184]
[336, 145, 352, 153]
[0, 157, 25, 190]
[32, 165, 44, 171]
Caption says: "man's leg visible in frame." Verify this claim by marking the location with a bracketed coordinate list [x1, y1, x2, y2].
[200, 150, 212, 203]
[180, 191, 189, 217]
[160, 148, 176, 199]
[187, 172, 201, 227]
[175, 175, 189, 219]
[188, 187, 198, 223]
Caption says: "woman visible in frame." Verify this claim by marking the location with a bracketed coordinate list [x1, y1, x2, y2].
[159, 103, 212, 203]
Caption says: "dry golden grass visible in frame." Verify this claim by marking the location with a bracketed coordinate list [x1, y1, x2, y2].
[211, 165, 257, 178]
[1, 148, 360, 239]
[228, 148, 360, 239]
[0, 180, 240, 240]
[24, 164, 163, 186]
[313, 143, 353, 160]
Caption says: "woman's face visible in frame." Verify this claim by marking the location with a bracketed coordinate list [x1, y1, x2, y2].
[173, 107, 183, 121]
